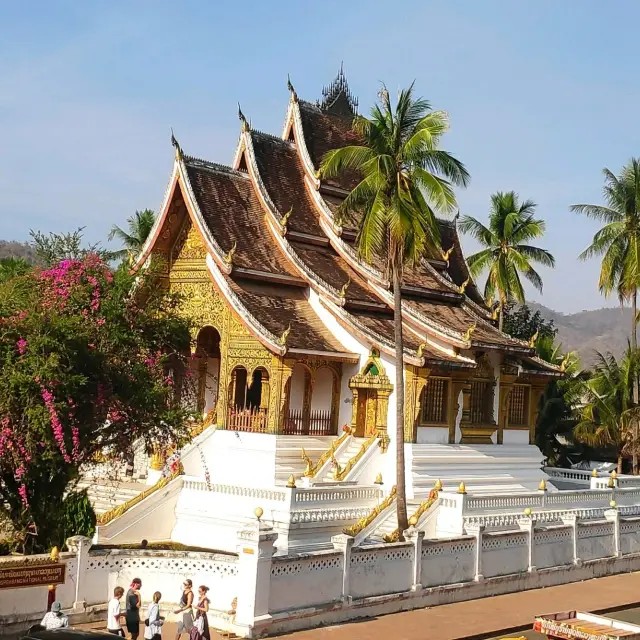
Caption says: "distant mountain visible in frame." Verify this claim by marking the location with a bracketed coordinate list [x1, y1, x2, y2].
[529, 302, 633, 365]
[0, 240, 37, 263]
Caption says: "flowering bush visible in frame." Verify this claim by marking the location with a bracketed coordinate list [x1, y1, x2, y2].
[0, 256, 193, 552]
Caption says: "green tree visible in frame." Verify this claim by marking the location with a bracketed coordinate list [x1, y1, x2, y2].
[319, 84, 469, 535]
[502, 301, 556, 343]
[0, 257, 31, 283]
[572, 160, 640, 406]
[574, 349, 639, 474]
[459, 192, 555, 331]
[0, 254, 193, 552]
[109, 209, 156, 262]
[30, 228, 113, 266]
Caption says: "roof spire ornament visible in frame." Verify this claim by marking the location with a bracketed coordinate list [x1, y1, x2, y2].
[223, 241, 237, 265]
[279, 323, 292, 346]
[171, 128, 184, 161]
[464, 323, 476, 342]
[417, 342, 427, 359]
[441, 246, 454, 265]
[458, 278, 469, 294]
[320, 62, 358, 115]
[287, 74, 297, 102]
[237, 103, 250, 133]
[339, 276, 351, 299]
[280, 206, 293, 229]
[529, 330, 539, 348]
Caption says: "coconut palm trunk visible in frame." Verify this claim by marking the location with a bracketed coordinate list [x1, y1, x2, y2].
[393, 264, 409, 535]
[633, 288, 639, 474]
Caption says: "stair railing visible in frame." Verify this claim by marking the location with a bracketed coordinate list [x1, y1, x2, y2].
[333, 431, 378, 481]
[383, 481, 442, 543]
[301, 426, 354, 479]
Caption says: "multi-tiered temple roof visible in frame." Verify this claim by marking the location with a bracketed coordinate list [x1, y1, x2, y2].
[136, 68, 559, 376]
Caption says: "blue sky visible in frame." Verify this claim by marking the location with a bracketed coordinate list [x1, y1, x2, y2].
[1, 0, 638, 313]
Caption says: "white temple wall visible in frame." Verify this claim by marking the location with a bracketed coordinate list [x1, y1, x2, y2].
[502, 430, 530, 445]
[310, 367, 333, 414]
[416, 426, 450, 444]
[289, 364, 306, 412]
[306, 288, 396, 434]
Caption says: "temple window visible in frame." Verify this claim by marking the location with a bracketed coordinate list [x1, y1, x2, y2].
[419, 377, 449, 425]
[227, 365, 268, 433]
[508, 384, 530, 427]
[470, 379, 494, 424]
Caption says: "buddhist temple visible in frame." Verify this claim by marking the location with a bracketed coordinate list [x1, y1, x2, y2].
[132, 66, 561, 502]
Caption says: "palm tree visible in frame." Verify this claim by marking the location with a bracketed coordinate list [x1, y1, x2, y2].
[459, 192, 555, 331]
[319, 84, 469, 535]
[574, 349, 638, 473]
[108, 209, 156, 262]
[571, 160, 640, 404]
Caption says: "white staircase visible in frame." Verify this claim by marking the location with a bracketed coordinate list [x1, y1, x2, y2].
[408, 444, 548, 497]
[274, 436, 335, 485]
[77, 478, 148, 515]
[320, 437, 368, 482]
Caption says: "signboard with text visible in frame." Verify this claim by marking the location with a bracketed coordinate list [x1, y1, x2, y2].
[0, 563, 66, 590]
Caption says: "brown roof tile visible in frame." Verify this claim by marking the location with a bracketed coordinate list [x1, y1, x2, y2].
[405, 297, 528, 349]
[250, 132, 324, 237]
[298, 101, 361, 191]
[185, 160, 298, 278]
[227, 277, 348, 353]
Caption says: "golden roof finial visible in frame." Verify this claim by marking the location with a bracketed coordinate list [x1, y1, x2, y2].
[591, 468, 598, 477]
[457, 481, 467, 494]
[339, 276, 351, 299]
[417, 341, 427, 359]
[528, 330, 539, 348]
[491, 306, 500, 321]
[50, 546, 60, 562]
[538, 479, 547, 492]
[287, 74, 298, 102]
[441, 246, 454, 264]
[171, 128, 184, 161]
[224, 241, 237, 265]
[280, 206, 293, 228]
[286, 474, 296, 488]
[560, 353, 571, 372]
[238, 103, 250, 133]
[463, 322, 476, 342]
[279, 323, 292, 346]
[458, 278, 469, 294]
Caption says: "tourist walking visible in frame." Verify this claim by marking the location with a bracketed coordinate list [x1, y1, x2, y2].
[125, 578, 143, 640]
[173, 579, 194, 640]
[107, 587, 125, 636]
[40, 602, 68, 629]
[189, 586, 210, 640]
[144, 592, 164, 640]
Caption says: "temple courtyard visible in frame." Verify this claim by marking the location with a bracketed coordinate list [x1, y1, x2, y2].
[72, 571, 640, 640]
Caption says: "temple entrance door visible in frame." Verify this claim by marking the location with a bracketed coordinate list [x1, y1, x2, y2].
[355, 389, 377, 438]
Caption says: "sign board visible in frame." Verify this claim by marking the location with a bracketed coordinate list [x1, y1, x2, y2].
[0, 563, 66, 590]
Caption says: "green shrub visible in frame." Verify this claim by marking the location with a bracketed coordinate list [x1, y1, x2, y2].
[60, 490, 96, 545]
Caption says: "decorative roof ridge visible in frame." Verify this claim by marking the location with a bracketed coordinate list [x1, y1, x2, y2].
[184, 156, 249, 179]
[176, 158, 234, 275]
[250, 128, 295, 146]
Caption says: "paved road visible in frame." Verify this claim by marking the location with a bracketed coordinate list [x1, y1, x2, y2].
[74, 571, 640, 640]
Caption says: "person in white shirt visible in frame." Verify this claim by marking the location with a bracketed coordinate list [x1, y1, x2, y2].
[40, 602, 68, 630]
[107, 587, 125, 636]
[144, 592, 164, 640]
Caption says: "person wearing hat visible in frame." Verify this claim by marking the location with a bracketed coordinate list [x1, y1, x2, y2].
[40, 601, 69, 629]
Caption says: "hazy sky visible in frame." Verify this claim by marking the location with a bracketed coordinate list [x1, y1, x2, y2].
[1, 1, 638, 313]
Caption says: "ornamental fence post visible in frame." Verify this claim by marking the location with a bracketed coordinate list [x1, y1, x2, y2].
[405, 527, 425, 590]
[561, 514, 581, 566]
[235, 518, 277, 637]
[331, 534, 354, 603]
[604, 508, 621, 557]
[66, 535, 93, 612]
